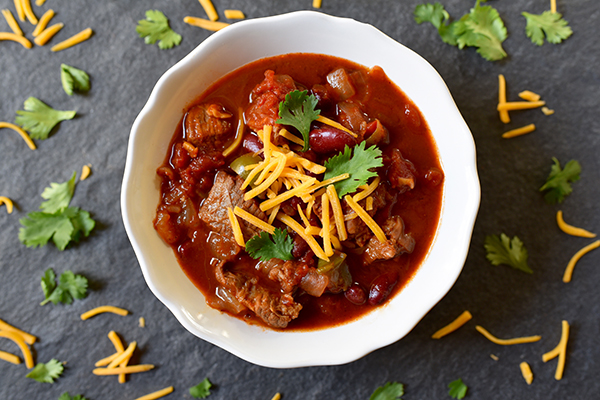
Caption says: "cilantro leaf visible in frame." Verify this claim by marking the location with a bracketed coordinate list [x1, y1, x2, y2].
[26, 359, 64, 383]
[539, 158, 581, 204]
[276, 90, 321, 151]
[246, 228, 294, 262]
[40, 268, 88, 306]
[15, 97, 76, 140]
[369, 382, 404, 400]
[61, 64, 90, 96]
[58, 393, 88, 400]
[40, 171, 76, 214]
[136, 10, 182, 50]
[414, 3, 458, 45]
[190, 377, 212, 398]
[323, 141, 383, 198]
[448, 378, 468, 399]
[485, 234, 532, 274]
[523, 11, 573, 46]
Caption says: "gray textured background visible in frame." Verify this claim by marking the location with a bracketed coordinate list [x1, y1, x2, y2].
[1, 0, 599, 399]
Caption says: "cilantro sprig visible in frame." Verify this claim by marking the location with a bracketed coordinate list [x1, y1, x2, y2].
[323, 141, 383, 198]
[369, 382, 404, 400]
[19, 172, 96, 251]
[414, 1, 508, 61]
[246, 228, 294, 262]
[276, 90, 321, 151]
[523, 11, 573, 46]
[26, 359, 64, 383]
[448, 378, 468, 399]
[190, 377, 212, 398]
[539, 158, 581, 204]
[40, 268, 88, 306]
[136, 10, 182, 50]
[15, 97, 76, 140]
[58, 393, 88, 400]
[484, 233, 532, 274]
[61, 64, 90, 96]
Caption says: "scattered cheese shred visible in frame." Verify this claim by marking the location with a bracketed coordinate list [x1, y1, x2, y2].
[227, 207, 245, 246]
[542, 320, 569, 380]
[2, 9, 23, 36]
[0, 122, 36, 150]
[0, 319, 37, 344]
[308, 173, 350, 194]
[316, 115, 357, 137]
[80, 164, 92, 181]
[498, 74, 510, 124]
[32, 8, 54, 37]
[431, 310, 473, 339]
[93, 364, 155, 375]
[0, 196, 14, 214]
[475, 325, 541, 345]
[35, 0, 46, 5]
[198, 0, 218, 21]
[312, 0, 322, 8]
[234, 206, 276, 234]
[520, 361, 534, 385]
[278, 213, 329, 261]
[502, 123, 536, 139]
[0, 350, 21, 365]
[95, 351, 122, 367]
[0, 331, 34, 368]
[541, 106, 555, 115]
[50, 27, 93, 52]
[271, 393, 282, 400]
[21, 0, 37, 24]
[107, 341, 136, 369]
[550, 0, 557, 13]
[224, 9, 245, 20]
[563, 240, 600, 283]
[184, 16, 229, 31]
[344, 195, 386, 242]
[0, 31, 32, 48]
[556, 210, 596, 238]
[518, 90, 541, 102]
[34, 22, 63, 46]
[139, 317, 145, 328]
[497, 100, 546, 112]
[13, 0, 24, 22]
[135, 386, 174, 400]
[107, 330, 127, 383]
[490, 354, 499, 361]
[327, 185, 347, 241]
[80, 305, 130, 320]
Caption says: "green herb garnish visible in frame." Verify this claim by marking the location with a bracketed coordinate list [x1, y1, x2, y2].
[15, 97, 76, 140]
[26, 359, 64, 383]
[136, 10, 182, 50]
[61, 64, 90, 96]
[40, 268, 88, 306]
[448, 378, 468, 399]
[276, 89, 320, 151]
[246, 228, 294, 262]
[523, 11, 573, 46]
[539, 158, 581, 204]
[190, 377, 213, 398]
[369, 382, 405, 400]
[323, 141, 383, 198]
[58, 393, 88, 400]
[485, 233, 532, 274]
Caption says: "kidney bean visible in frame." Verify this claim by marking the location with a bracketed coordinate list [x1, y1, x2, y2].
[368, 272, 399, 306]
[309, 126, 357, 154]
[424, 167, 444, 187]
[242, 133, 263, 154]
[345, 283, 367, 305]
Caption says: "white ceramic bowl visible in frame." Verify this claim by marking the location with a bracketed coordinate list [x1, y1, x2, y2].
[121, 11, 480, 368]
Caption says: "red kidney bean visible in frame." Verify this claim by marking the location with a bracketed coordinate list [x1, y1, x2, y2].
[345, 283, 367, 305]
[424, 167, 444, 187]
[309, 126, 357, 154]
[368, 272, 399, 306]
[242, 133, 263, 154]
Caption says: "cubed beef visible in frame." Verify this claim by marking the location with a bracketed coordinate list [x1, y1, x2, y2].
[362, 215, 415, 265]
[184, 103, 233, 148]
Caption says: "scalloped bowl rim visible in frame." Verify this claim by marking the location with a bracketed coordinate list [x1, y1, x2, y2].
[121, 11, 480, 368]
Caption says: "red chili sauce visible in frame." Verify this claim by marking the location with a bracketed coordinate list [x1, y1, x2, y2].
[154, 53, 444, 331]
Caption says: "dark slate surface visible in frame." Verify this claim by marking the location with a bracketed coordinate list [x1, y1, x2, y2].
[1, 0, 599, 399]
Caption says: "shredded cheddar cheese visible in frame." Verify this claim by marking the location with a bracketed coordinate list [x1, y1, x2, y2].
[21, 0, 37, 24]
[518, 90, 541, 102]
[0, 350, 21, 365]
[184, 16, 229, 31]
[34, 22, 63, 46]
[198, 0, 218, 21]
[431, 310, 472, 339]
[93, 364, 155, 375]
[542, 320, 569, 380]
[541, 106, 555, 115]
[0, 31, 32, 48]
[271, 393, 282, 400]
[312, 0, 322, 8]
[227, 207, 245, 246]
[498, 74, 510, 124]
[316, 115, 356, 137]
[0, 319, 37, 344]
[135, 386, 174, 400]
[35, 0, 46, 5]
[321, 192, 333, 257]
[556, 210, 596, 238]
[2, 9, 23, 36]
[563, 240, 600, 283]
[259, 178, 316, 212]
[95, 351, 122, 367]
[502, 123, 536, 139]
[278, 213, 329, 261]
[327, 185, 347, 241]
[107, 341, 136, 369]
[344, 195, 386, 242]
[139, 317, 145, 328]
[0, 196, 14, 214]
[497, 100, 546, 112]
[233, 206, 275, 234]
[353, 176, 380, 203]
[107, 330, 127, 383]
[13, 0, 24, 22]
[490, 354, 499, 361]
[475, 325, 541, 345]
[50, 27, 93, 52]
[0, 330, 34, 368]
[0, 122, 36, 149]
[520, 361, 534, 384]
[224, 9, 245, 20]
[80, 164, 92, 181]
[551, 0, 557, 13]
[279, 128, 305, 146]
[80, 305, 129, 320]
[32, 9, 54, 37]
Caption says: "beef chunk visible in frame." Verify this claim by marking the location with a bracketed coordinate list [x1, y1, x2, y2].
[362, 215, 415, 265]
[184, 103, 233, 148]
[386, 149, 416, 193]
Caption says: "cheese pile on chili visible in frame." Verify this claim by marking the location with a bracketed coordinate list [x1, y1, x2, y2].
[227, 124, 385, 262]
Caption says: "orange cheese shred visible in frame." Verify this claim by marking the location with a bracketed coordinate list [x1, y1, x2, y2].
[497, 100, 546, 112]
[0, 350, 21, 365]
[135, 386, 175, 400]
[184, 16, 229, 31]
[80, 306, 129, 320]
[498, 74, 510, 124]
[0, 31, 32, 48]
[542, 320, 569, 380]
[21, 0, 37, 24]
[563, 240, 600, 283]
[0, 319, 37, 344]
[50, 27, 93, 52]
[2, 9, 23, 36]
[556, 211, 596, 238]
[502, 124, 536, 139]
[431, 310, 473, 339]
[475, 325, 541, 345]
[0, 331, 34, 368]
[520, 361, 534, 384]
[93, 364, 154, 375]
[32, 9, 54, 37]
[0, 196, 14, 214]
[34, 22, 63, 46]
